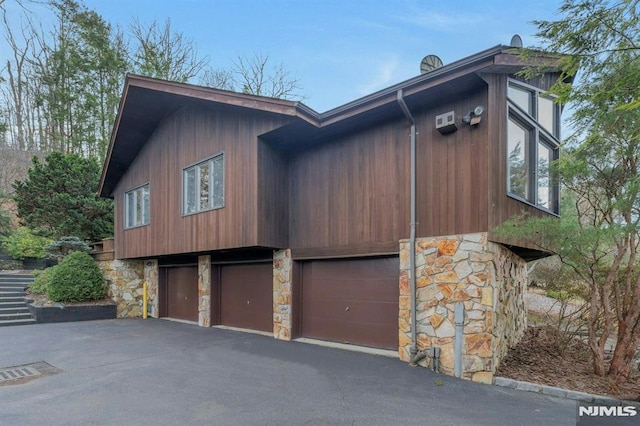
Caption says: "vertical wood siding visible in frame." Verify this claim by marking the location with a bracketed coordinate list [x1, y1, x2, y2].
[113, 105, 290, 259]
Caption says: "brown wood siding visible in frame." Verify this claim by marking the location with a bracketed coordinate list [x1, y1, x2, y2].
[289, 119, 410, 257]
[257, 139, 289, 248]
[415, 87, 489, 238]
[113, 105, 291, 259]
[301, 257, 399, 349]
[219, 263, 273, 332]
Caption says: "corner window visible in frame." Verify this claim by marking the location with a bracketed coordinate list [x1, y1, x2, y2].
[507, 80, 560, 213]
[183, 153, 224, 215]
[125, 184, 150, 228]
[507, 117, 530, 200]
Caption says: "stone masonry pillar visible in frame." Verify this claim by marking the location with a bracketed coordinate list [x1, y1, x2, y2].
[399, 233, 527, 383]
[198, 255, 211, 327]
[273, 249, 292, 340]
[144, 259, 159, 318]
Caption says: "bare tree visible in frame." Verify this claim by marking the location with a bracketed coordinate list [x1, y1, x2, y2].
[129, 17, 208, 82]
[199, 67, 235, 91]
[231, 53, 303, 100]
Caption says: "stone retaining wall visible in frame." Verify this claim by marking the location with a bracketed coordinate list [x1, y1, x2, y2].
[399, 233, 527, 383]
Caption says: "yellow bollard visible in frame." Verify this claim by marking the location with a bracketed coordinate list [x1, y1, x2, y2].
[143, 282, 148, 319]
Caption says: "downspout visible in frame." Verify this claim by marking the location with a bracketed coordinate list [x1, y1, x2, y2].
[396, 90, 426, 366]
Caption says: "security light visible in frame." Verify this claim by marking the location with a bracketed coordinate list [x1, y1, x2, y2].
[462, 105, 485, 126]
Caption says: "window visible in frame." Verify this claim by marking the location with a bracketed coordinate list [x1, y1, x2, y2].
[183, 154, 224, 215]
[507, 80, 560, 213]
[125, 184, 150, 228]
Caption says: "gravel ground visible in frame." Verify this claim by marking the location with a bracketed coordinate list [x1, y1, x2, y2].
[524, 291, 580, 317]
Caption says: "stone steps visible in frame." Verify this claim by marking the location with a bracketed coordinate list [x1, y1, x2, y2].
[0, 273, 35, 326]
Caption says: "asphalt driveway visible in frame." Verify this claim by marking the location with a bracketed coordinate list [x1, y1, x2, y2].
[0, 319, 576, 425]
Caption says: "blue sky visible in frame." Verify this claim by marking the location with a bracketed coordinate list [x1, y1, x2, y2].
[20, 0, 566, 112]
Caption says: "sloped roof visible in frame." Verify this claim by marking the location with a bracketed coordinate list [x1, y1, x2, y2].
[99, 45, 562, 197]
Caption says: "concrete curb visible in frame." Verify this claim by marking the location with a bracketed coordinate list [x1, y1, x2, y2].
[494, 376, 640, 406]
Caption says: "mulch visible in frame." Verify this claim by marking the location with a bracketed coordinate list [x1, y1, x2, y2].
[496, 326, 640, 401]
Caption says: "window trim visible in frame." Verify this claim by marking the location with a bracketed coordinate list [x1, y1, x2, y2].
[124, 182, 150, 229]
[182, 152, 225, 216]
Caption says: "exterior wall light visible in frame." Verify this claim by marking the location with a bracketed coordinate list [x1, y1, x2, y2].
[462, 105, 484, 126]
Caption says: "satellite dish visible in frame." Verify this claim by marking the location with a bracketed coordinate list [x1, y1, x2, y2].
[510, 34, 523, 48]
[420, 55, 444, 74]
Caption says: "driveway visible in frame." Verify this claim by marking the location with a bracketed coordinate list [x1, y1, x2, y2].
[1, 319, 575, 425]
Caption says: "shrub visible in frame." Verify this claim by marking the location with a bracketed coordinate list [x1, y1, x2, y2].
[29, 266, 57, 294]
[1, 227, 52, 259]
[46, 251, 106, 303]
[45, 236, 92, 261]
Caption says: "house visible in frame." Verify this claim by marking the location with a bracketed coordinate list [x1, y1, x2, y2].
[96, 44, 564, 382]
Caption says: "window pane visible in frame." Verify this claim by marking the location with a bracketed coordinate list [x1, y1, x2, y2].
[134, 188, 143, 226]
[199, 163, 210, 210]
[126, 191, 135, 228]
[142, 185, 150, 225]
[538, 96, 556, 136]
[537, 142, 553, 209]
[508, 118, 529, 199]
[184, 168, 196, 214]
[212, 155, 224, 208]
[508, 85, 533, 115]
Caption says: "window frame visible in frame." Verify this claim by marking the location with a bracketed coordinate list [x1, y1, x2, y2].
[506, 79, 561, 214]
[124, 183, 150, 229]
[182, 152, 225, 216]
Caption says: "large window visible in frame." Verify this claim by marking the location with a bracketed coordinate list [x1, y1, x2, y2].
[507, 80, 560, 213]
[183, 153, 224, 215]
[125, 184, 150, 228]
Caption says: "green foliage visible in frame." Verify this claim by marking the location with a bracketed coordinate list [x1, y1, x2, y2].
[45, 236, 92, 261]
[37, 0, 130, 161]
[0, 189, 14, 237]
[0, 207, 12, 238]
[46, 251, 105, 303]
[1, 227, 52, 259]
[30, 266, 57, 294]
[13, 151, 114, 241]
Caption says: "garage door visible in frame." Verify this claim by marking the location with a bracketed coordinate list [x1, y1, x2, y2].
[220, 263, 272, 332]
[301, 257, 399, 350]
[166, 267, 198, 322]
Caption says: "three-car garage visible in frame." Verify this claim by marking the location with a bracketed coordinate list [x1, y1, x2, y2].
[159, 256, 399, 351]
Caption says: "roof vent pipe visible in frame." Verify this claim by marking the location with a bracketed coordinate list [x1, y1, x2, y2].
[396, 90, 420, 365]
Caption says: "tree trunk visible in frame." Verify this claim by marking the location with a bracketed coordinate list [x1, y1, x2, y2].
[608, 306, 640, 382]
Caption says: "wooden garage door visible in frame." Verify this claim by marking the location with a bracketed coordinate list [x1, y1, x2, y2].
[220, 263, 272, 332]
[166, 267, 198, 322]
[301, 257, 399, 350]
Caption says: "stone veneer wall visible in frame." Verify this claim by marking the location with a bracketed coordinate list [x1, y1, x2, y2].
[198, 255, 211, 327]
[96, 259, 144, 318]
[96, 258, 159, 319]
[399, 233, 527, 383]
[273, 249, 292, 341]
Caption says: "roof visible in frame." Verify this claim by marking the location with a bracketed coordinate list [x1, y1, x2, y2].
[99, 45, 562, 197]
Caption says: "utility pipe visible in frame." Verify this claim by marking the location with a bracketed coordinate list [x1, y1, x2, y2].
[396, 90, 422, 364]
[454, 302, 464, 377]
